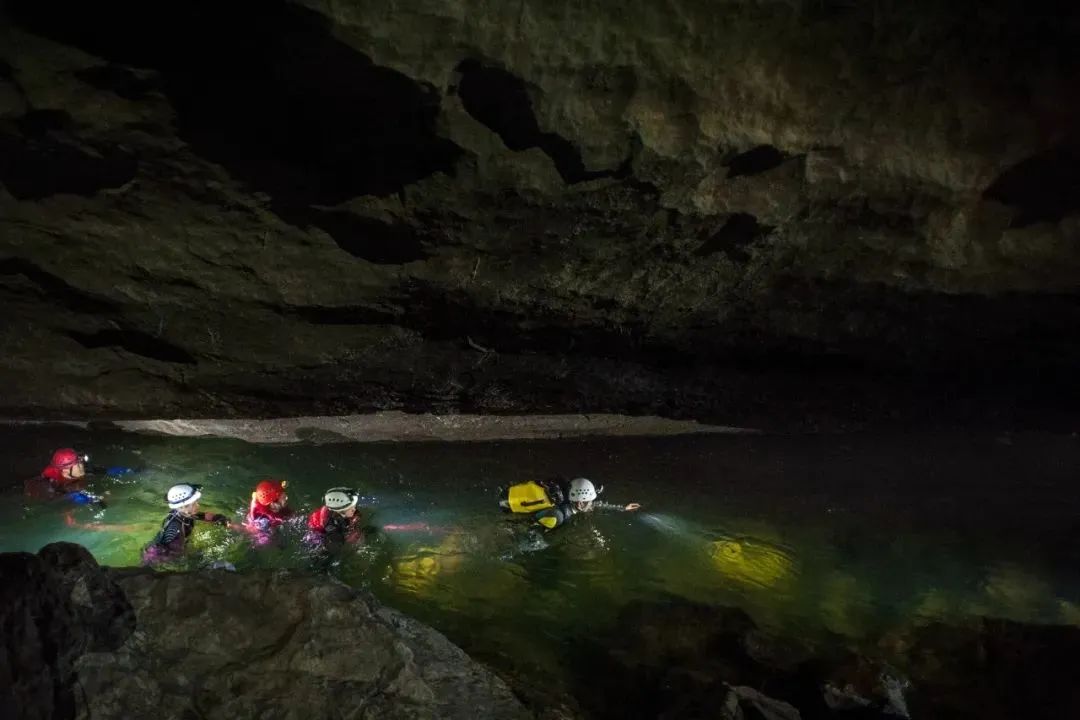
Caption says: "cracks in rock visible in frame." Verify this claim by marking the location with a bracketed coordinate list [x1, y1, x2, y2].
[0, 110, 138, 200]
[75, 64, 160, 101]
[0, 257, 122, 314]
[695, 213, 773, 262]
[724, 144, 788, 179]
[466, 336, 495, 354]
[983, 146, 1080, 227]
[454, 59, 621, 184]
[278, 206, 430, 265]
[15, 109, 73, 137]
[281, 302, 399, 326]
[66, 329, 197, 365]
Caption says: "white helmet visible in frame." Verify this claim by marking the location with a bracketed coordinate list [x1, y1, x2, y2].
[568, 477, 601, 503]
[166, 483, 202, 509]
[324, 487, 359, 513]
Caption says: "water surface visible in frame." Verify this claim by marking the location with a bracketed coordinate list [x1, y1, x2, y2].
[4, 425, 1080, 693]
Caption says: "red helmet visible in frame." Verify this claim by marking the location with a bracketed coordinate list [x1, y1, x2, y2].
[253, 479, 287, 506]
[50, 448, 84, 469]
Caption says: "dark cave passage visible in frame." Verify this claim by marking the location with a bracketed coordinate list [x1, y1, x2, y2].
[7, 0, 463, 207]
[455, 59, 618, 184]
[984, 147, 1080, 227]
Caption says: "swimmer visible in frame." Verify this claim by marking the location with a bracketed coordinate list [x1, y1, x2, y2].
[28, 448, 109, 506]
[534, 477, 640, 531]
[244, 479, 292, 532]
[141, 483, 230, 565]
[306, 487, 367, 544]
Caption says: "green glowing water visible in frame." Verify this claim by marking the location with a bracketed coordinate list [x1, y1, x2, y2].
[4, 425, 1080, 690]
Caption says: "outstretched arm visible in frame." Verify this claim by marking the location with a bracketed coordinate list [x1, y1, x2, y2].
[593, 500, 641, 512]
[194, 511, 234, 528]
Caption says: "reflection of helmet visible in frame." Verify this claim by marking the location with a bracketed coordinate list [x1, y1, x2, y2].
[51, 448, 87, 468]
[166, 483, 202, 509]
[324, 487, 359, 513]
[254, 479, 286, 505]
[568, 478, 600, 502]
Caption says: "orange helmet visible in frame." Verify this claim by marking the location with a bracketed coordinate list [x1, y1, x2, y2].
[253, 479, 287, 506]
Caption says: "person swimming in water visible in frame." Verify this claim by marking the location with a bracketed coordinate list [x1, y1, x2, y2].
[26, 448, 108, 507]
[244, 479, 293, 546]
[245, 479, 292, 532]
[141, 483, 230, 565]
[306, 487, 366, 545]
[530, 477, 640, 531]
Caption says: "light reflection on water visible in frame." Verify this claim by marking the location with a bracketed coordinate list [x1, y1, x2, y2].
[3, 426, 1080, 686]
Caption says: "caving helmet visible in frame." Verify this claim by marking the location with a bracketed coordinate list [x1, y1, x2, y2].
[166, 483, 202, 509]
[50, 448, 88, 469]
[568, 477, 602, 503]
[324, 487, 359, 514]
[254, 479, 287, 506]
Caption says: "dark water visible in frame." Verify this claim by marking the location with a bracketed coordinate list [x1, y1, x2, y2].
[4, 425, 1080, 693]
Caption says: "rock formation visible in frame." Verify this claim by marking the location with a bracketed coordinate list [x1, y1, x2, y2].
[1, 0, 1079, 428]
[0, 543, 530, 720]
[579, 599, 1080, 719]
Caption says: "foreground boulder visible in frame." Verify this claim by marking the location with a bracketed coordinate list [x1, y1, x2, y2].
[1, 543, 530, 720]
[0, 543, 135, 720]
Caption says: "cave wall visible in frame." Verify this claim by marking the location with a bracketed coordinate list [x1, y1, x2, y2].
[1, 0, 1079, 428]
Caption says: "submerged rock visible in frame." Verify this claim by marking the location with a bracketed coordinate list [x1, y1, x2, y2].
[1, 543, 529, 720]
[884, 618, 1080, 720]
[579, 598, 1080, 720]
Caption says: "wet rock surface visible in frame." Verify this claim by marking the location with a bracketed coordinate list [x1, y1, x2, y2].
[0, 543, 135, 720]
[2, 0, 1080, 428]
[577, 599, 1080, 720]
[1, 543, 530, 720]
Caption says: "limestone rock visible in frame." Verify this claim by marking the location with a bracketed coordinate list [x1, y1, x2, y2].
[584, 599, 1080, 720]
[74, 568, 530, 720]
[0, 543, 529, 720]
[1, 0, 1079, 427]
[0, 543, 135, 720]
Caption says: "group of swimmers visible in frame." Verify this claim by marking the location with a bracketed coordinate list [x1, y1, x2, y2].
[28, 446, 642, 565]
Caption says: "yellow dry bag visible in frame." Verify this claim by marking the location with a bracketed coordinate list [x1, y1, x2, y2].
[505, 481, 554, 513]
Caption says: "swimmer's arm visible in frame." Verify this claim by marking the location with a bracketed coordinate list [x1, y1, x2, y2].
[245, 515, 272, 532]
[593, 501, 641, 512]
[194, 511, 230, 526]
[66, 490, 108, 507]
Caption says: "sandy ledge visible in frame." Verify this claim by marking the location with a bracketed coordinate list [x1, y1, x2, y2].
[0, 412, 755, 443]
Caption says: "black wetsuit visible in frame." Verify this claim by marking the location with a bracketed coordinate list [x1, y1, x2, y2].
[143, 510, 225, 563]
[154, 511, 197, 552]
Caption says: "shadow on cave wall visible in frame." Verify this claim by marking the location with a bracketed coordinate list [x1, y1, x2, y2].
[6, 0, 462, 262]
[984, 147, 1080, 227]
[453, 59, 626, 183]
[0, 109, 138, 200]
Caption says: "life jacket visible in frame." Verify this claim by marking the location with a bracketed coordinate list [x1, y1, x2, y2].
[308, 506, 352, 534]
[246, 497, 291, 529]
[307, 506, 362, 541]
[32, 468, 88, 500]
[503, 479, 566, 514]
[41, 465, 69, 488]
